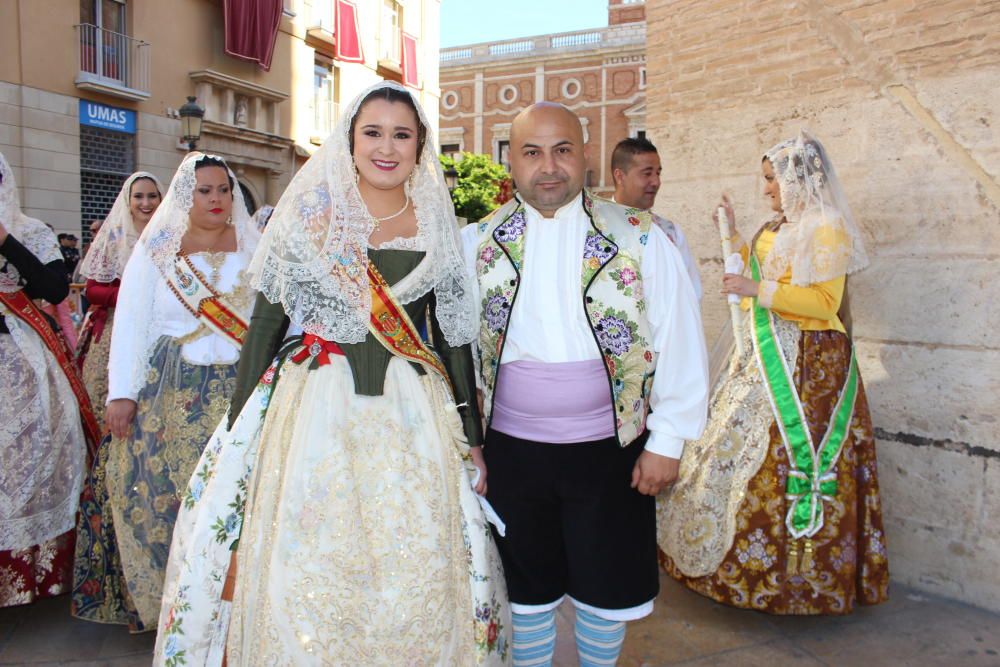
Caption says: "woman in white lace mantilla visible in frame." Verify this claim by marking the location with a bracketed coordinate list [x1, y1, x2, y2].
[96, 153, 258, 632]
[154, 81, 510, 666]
[0, 151, 87, 608]
[658, 131, 889, 615]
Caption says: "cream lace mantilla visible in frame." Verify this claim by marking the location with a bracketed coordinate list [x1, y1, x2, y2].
[248, 81, 476, 346]
[763, 132, 868, 285]
[79, 171, 164, 283]
[0, 152, 63, 293]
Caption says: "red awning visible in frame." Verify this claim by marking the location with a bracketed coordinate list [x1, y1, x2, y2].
[223, 0, 283, 71]
[335, 0, 364, 63]
[402, 32, 419, 88]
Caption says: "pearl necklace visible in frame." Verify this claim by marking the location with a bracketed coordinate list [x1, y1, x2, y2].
[370, 193, 410, 230]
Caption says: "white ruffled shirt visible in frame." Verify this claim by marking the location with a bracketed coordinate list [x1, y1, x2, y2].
[107, 250, 247, 402]
[464, 197, 709, 458]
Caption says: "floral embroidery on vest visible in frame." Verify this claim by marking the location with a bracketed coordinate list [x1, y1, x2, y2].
[474, 191, 657, 447]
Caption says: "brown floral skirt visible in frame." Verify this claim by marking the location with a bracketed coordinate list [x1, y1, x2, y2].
[661, 329, 889, 615]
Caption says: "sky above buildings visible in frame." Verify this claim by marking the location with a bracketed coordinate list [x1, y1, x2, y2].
[440, 0, 608, 48]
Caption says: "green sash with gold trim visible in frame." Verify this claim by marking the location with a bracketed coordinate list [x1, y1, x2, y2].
[748, 253, 859, 540]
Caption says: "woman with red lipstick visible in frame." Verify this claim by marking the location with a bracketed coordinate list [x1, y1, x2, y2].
[86, 153, 259, 633]
[659, 132, 889, 614]
[154, 82, 510, 666]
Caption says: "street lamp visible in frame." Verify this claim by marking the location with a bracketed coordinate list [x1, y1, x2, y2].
[179, 96, 205, 151]
[443, 166, 458, 192]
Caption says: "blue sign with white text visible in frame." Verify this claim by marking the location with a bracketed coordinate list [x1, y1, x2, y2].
[79, 100, 136, 134]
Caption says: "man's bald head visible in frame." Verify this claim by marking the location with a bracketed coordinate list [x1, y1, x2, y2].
[509, 103, 589, 217]
[510, 103, 584, 146]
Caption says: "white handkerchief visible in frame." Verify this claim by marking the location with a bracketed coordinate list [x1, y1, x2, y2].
[470, 467, 506, 536]
[724, 253, 745, 305]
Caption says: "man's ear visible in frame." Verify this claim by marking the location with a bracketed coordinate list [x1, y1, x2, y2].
[612, 167, 624, 188]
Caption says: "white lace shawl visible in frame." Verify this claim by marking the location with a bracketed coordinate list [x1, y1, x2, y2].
[763, 131, 869, 286]
[0, 152, 63, 293]
[110, 153, 259, 398]
[248, 81, 476, 346]
[78, 171, 164, 283]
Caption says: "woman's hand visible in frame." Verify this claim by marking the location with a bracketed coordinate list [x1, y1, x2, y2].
[470, 445, 487, 495]
[712, 193, 737, 238]
[0, 221, 8, 245]
[722, 273, 758, 297]
[106, 398, 137, 439]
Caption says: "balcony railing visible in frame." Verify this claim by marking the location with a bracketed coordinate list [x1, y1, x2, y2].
[75, 24, 151, 101]
[441, 24, 643, 65]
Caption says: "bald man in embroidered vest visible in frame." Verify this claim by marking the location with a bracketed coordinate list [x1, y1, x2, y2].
[462, 103, 709, 666]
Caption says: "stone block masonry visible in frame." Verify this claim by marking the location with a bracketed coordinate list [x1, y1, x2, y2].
[645, 0, 1000, 611]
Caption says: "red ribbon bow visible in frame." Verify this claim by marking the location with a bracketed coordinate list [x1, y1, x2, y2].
[291, 333, 344, 366]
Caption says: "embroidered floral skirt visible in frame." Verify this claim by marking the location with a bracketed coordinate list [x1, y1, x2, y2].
[155, 356, 511, 666]
[0, 324, 86, 608]
[0, 530, 75, 607]
[71, 433, 138, 625]
[98, 336, 236, 631]
[80, 308, 114, 433]
[659, 326, 889, 615]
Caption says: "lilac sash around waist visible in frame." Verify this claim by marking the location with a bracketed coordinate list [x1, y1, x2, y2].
[491, 359, 615, 443]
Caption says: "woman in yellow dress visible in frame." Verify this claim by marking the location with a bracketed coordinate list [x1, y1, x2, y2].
[659, 131, 889, 614]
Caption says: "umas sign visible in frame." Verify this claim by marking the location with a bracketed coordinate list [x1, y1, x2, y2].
[79, 100, 136, 134]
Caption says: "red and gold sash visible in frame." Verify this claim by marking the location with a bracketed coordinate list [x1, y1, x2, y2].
[366, 262, 453, 397]
[166, 255, 248, 348]
[0, 289, 101, 455]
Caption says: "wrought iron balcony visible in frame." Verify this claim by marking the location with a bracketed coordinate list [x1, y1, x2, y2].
[74, 24, 151, 101]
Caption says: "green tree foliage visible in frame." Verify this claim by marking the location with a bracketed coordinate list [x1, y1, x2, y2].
[438, 152, 512, 222]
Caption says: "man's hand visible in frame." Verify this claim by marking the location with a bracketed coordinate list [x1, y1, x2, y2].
[630, 450, 680, 496]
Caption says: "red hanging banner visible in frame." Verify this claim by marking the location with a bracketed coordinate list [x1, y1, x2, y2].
[401, 32, 420, 88]
[336, 0, 365, 63]
[223, 0, 283, 71]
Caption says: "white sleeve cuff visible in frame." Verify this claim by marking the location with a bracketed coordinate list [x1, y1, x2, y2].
[644, 430, 684, 459]
[758, 279, 779, 309]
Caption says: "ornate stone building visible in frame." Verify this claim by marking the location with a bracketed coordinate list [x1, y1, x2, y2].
[438, 0, 647, 195]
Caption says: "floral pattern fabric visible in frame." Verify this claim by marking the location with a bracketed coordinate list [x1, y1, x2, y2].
[80, 310, 114, 432]
[155, 354, 510, 666]
[0, 530, 74, 607]
[104, 336, 237, 631]
[660, 328, 889, 614]
[473, 192, 656, 446]
[71, 433, 138, 626]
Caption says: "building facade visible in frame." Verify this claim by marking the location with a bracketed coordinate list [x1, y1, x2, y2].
[438, 0, 646, 195]
[0, 0, 441, 240]
[644, 0, 1000, 612]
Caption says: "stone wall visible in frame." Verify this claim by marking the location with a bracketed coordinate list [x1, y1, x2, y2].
[645, 0, 1000, 611]
[0, 82, 81, 233]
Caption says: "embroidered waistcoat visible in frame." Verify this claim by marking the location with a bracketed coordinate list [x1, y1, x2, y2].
[474, 190, 657, 447]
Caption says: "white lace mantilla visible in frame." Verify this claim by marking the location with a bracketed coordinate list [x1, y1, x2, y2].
[0, 153, 63, 293]
[764, 132, 868, 285]
[248, 81, 476, 347]
[79, 171, 164, 283]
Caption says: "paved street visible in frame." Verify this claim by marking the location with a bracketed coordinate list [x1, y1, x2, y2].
[2, 573, 998, 666]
